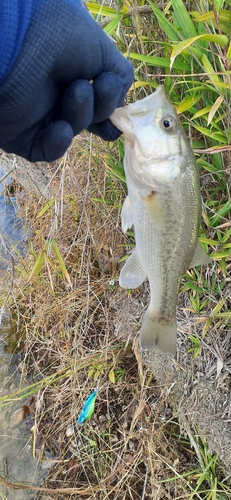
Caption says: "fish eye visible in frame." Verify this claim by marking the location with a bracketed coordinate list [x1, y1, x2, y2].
[161, 116, 176, 133]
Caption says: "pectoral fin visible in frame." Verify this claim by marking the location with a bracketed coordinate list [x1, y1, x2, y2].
[121, 195, 134, 233]
[119, 249, 146, 288]
[189, 240, 212, 268]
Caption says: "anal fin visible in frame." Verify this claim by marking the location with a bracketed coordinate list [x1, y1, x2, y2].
[119, 249, 146, 289]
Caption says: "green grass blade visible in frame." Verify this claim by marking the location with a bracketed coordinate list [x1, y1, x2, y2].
[192, 124, 227, 143]
[171, 0, 198, 38]
[215, 312, 231, 319]
[227, 42, 231, 59]
[86, 2, 118, 17]
[176, 92, 202, 113]
[199, 236, 219, 246]
[214, 0, 225, 11]
[132, 80, 158, 90]
[211, 201, 231, 227]
[210, 250, 231, 259]
[104, 16, 121, 35]
[51, 238, 72, 288]
[129, 52, 187, 70]
[201, 53, 224, 91]
[192, 10, 231, 23]
[149, 2, 181, 41]
[192, 106, 211, 119]
[36, 197, 55, 218]
[0, 368, 73, 407]
[28, 251, 45, 280]
[170, 34, 228, 69]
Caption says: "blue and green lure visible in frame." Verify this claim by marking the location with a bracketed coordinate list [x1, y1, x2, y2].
[77, 389, 99, 425]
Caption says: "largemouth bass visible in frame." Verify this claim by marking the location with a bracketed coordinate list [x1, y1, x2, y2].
[110, 86, 210, 356]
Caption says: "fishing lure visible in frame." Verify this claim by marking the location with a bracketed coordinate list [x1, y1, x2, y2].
[77, 389, 99, 425]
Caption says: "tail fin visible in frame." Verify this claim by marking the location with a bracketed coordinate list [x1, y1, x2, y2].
[139, 309, 176, 356]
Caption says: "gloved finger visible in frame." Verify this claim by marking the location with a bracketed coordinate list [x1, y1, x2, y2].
[31, 121, 73, 162]
[88, 118, 121, 142]
[69, 3, 134, 87]
[91, 72, 125, 124]
[61, 80, 94, 135]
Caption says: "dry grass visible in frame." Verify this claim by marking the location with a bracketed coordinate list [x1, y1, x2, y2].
[0, 125, 228, 499]
[1, 0, 231, 496]
[2, 133, 224, 499]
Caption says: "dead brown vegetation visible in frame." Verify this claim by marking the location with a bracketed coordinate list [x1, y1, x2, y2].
[1, 132, 231, 499]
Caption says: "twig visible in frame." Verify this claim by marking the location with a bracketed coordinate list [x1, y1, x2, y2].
[99, 5, 153, 28]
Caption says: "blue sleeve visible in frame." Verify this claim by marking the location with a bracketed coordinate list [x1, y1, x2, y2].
[0, 0, 40, 83]
[0, 1, 81, 84]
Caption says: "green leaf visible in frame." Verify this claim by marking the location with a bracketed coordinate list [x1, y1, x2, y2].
[88, 367, 95, 378]
[214, 312, 231, 319]
[106, 158, 126, 183]
[132, 80, 159, 90]
[170, 34, 228, 69]
[51, 238, 72, 287]
[129, 52, 187, 70]
[14, 265, 29, 277]
[210, 298, 226, 317]
[103, 16, 121, 35]
[192, 106, 211, 119]
[86, 2, 118, 17]
[191, 9, 231, 23]
[201, 53, 223, 90]
[176, 92, 202, 113]
[192, 124, 227, 143]
[190, 294, 199, 313]
[108, 370, 115, 383]
[210, 250, 231, 259]
[199, 236, 219, 246]
[171, 0, 198, 39]
[36, 197, 55, 218]
[213, 0, 225, 12]
[28, 251, 45, 280]
[227, 42, 231, 60]
[94, 370, 100, 380]
[149, 2, 181, 42]
[211, 201, 231, 227]
[0, 368, 72, 407]
[188, 335, 201, 358]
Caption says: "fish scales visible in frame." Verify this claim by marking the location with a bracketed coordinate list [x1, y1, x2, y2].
[110, 86, 210, 356]
[128, 168, 199, 318]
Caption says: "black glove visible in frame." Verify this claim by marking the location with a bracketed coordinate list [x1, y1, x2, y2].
[0, 0, 134, 162]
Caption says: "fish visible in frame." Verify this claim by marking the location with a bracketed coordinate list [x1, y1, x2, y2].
[110, 86, 210, 356]
[77, 389, 98, 425]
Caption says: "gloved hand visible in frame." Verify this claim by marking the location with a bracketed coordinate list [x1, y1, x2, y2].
[0, 0, 134, 162]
